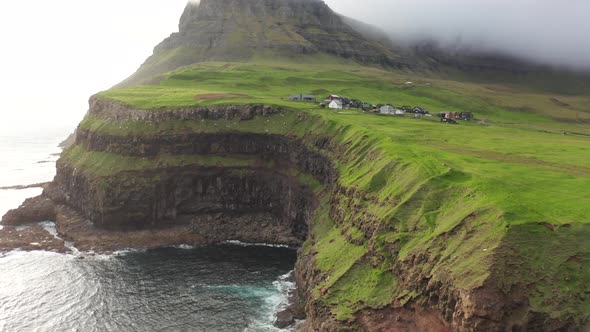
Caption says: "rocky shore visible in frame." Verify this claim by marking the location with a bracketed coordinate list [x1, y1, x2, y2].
[0, 224, 66, 253]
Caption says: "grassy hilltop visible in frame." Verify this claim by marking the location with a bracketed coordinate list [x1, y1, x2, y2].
[71, 59, 590, 323]
[103, 61, 590, 129]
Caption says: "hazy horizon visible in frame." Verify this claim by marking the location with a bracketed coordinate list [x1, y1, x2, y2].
[0, 0, 588, 135]
[329, 0, 590, 71]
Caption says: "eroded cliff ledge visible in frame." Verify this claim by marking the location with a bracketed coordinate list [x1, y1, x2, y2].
[3, 97, 589, 331]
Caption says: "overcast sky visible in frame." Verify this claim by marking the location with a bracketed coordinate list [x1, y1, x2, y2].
[0, 0, 588, 135]
[329, 0, 590, 70]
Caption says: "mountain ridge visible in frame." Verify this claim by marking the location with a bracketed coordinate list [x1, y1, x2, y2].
[119, 0, 590, 96]
[121, 0, 409, 86]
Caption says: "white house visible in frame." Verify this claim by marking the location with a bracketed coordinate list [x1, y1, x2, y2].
[329, 100, 343, 110]
[380, 105, 395, 115]
[395, 109, 406, 115]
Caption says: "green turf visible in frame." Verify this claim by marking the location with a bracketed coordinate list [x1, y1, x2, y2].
[99, 62, 590, 132]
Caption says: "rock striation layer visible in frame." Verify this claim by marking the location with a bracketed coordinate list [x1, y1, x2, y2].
[3, 98, 336, 247]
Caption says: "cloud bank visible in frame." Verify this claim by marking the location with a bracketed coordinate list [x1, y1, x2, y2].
[325, 0, 590, 71]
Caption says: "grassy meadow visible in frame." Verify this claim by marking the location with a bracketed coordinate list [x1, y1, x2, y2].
[100, 61, 590, 132]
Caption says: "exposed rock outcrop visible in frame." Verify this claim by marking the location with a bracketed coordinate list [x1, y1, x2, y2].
[2, 195, 57, 226]
[53, 164, 316, 239]
[88, 95, 279, 121]
[0, 225, 66, 253]
[3, 103, 331, 249]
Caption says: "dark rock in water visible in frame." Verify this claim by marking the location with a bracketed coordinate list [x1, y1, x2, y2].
[274, 309, 295, 329]
[275, 272, 305, 329]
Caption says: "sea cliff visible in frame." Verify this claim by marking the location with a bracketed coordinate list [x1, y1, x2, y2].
[4, 94, 589, 331]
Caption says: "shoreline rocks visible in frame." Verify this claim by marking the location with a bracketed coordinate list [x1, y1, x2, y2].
[2, 195, 57, 226]
[0, 182, 50, 191]
[0, 223, 66, 253]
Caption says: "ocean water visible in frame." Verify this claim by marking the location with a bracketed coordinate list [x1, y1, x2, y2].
[0, 246, 297, 332]
[0, 131, 299, 331]
[0, 130, 64, 218]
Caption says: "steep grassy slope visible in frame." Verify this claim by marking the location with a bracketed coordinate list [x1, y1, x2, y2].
[73, 61, 590, 328]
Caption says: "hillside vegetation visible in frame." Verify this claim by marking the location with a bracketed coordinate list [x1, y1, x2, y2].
[103, 61, 590, 131]
[77, 61, 590, 324]
[94, 61, 590, 223]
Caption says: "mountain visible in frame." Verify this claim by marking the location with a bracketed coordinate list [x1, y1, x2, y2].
[121, 0, 590, 96]
[409, 41, 590, 95]
[122, 0, 410, 86]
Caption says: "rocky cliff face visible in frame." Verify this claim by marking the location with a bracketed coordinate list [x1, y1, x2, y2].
[2, 104, 329, 250]
[179, 0, 339, 30]
[55, 134, 331, 240]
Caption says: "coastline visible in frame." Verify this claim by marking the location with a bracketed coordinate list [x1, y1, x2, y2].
[0, 182, 50, 191]
[0, 241, 297, 332]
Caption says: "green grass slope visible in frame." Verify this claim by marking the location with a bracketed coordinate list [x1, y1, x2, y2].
[84, 61, 590, 325]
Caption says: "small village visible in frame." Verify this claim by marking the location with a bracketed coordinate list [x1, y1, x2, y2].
[288, 93, 474, 124]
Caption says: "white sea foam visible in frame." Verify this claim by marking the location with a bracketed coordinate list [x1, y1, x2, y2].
[39, 221, 82, 255]
[224, 240, 294, 249]
[173, 244, 195, 250]
[244, 270, 297, 332]
[39, 221, 59, 237]
[60, 247, 149, 260]
[112, 248, 147, 255]
[0, 249, 70, 261]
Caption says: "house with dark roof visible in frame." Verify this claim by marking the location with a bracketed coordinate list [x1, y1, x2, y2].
[288, 94, 317, 102]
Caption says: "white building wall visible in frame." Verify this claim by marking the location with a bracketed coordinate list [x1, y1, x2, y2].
[329, 101, 343, 109]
